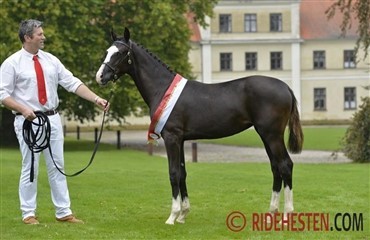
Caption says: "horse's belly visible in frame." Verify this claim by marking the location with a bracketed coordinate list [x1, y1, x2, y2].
[183, 111, 252, 140]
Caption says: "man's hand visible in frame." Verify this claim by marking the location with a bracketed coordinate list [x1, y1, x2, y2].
[95, 97, 110, 112]
[22, 108, 37, 121]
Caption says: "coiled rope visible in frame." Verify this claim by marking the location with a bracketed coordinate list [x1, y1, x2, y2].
[22, 109, 107, 182]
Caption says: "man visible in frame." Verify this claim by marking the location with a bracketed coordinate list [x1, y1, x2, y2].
[0, 19, 109, 224]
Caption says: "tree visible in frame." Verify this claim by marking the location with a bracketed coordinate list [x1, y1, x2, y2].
[0, 0, 216, 145]
[342, 97, 370, 162]
[326, 0, 370, 59]
[0, 0, 107, 123]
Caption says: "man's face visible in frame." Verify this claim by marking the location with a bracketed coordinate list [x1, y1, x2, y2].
[27, 27, 45, 50]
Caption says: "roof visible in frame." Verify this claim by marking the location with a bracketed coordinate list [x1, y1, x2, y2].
[300, 0, 359, 40]
[188, 0, 360, 41]
[187, 12, 201, 42]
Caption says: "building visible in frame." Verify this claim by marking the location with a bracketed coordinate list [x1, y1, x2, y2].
[188, 0, 369, 121]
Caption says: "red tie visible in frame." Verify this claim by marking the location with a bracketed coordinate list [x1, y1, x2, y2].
[33, 55, 47, 105]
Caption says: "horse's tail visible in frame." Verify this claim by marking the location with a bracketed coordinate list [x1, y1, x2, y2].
[287, 88, 304, 153]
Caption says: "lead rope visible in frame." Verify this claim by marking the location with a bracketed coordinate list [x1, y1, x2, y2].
[22, 90, 113, 182]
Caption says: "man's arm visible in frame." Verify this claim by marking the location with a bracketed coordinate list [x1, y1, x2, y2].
[1, 97, 36, 120]
[74, 84, 110, 111]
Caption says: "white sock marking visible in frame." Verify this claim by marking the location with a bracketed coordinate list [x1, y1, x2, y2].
[165, 195, 181, 225]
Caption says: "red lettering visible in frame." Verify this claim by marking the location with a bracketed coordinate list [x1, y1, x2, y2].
[290, 213, 298, 231]
[265, 213, 273, 231]
[274, 213, 281, 231]
[297, 213, 305, 231]
[280, 213, 288, 231]
[321, 213, 329, 231]
[313, 213, 320, 231]
[252, 213, 260, 231]
[305, 212, 313, 230]
[252, 212, 331, 232]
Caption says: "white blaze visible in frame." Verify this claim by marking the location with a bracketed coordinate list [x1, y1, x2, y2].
[96, 45, 120, 84]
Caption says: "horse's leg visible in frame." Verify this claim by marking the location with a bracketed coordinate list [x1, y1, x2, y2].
[273, 153, 294, 224]
[268, 153, 283, 214]
[271, 142, 294, 217]
[176, 144, 190, 224]
[260, 137, 282, 223]
[282, 157, 294, 219]
[257, 128, 294, 219]
[163, 135, 182, 225]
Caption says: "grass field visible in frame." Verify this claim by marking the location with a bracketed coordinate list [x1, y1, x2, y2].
[0, 138, 369, 239]
[204, 126, 347, 151]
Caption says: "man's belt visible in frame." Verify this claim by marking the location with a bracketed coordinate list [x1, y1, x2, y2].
[16, 110, 58, 116]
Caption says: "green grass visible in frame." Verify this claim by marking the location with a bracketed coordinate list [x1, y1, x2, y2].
[1, 139, 369, 239]
[203, 126, 347, 151]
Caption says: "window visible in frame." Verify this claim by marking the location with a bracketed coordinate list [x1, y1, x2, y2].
[245, 52, 257, 70]
[313, 51, 325, 69]
[314, 88, 326, 111]
[270, 52, 282, 70]
[344, 87, 356, 109]
[220, 53, 232, 71]
[219, 14, 232, 33]
[270, 13, 282, 32]
[245, 14, 257, 32]
[344, 50, 356, 68]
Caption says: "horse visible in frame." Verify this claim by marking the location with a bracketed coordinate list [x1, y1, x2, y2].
[96, 28, 303, 225]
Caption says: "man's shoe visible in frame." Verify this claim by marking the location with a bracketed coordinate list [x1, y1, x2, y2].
[23, 216, 39, 225]
[56, 215, 84, 224]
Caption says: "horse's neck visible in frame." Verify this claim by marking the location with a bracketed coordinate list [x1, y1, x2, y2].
[129, 44, 175, 112]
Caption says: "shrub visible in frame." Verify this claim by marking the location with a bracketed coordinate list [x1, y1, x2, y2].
[342, 97, 370, 162]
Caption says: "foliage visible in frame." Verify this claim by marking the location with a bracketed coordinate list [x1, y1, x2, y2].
[0, 0, 217, 123]
[326, 0, 370, 59]
[0, 0, 107, 122]
[342, 97, 370, 162]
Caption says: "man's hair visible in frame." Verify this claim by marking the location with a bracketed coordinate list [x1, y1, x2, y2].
[18, 19, 43, 43]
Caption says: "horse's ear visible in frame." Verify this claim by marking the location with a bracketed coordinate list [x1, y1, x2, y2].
[124, 27, 130, 42]
[111, 28, 117, 41]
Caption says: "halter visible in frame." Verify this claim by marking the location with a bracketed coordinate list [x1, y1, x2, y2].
[103, 40, 133, 82]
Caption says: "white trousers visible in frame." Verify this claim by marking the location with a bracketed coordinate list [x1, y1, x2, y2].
[14, 113, 72, 220]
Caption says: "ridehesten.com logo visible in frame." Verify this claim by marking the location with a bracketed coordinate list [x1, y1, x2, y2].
[226, 211, 364, 232]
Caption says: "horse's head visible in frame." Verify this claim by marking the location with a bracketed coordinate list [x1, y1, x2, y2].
[96, 28, 132, 86]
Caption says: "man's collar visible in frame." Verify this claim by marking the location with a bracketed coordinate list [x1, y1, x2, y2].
[21, 47, 43, 59]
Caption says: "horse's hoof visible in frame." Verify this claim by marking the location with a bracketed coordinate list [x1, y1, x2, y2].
[176, 218, 185, 224]
[176, 208, 189, 224]
[165, 219, 175, 225]
[165, 214, 177, 225]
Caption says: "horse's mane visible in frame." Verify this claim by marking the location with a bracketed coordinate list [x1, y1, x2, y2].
[135, 42, 175, 74]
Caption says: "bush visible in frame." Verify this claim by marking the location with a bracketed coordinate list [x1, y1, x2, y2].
[342, 97, 370, 162]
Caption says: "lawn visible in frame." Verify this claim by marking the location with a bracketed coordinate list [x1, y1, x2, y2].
[0, 139, 369, 240]
[204, 126, 347, 151]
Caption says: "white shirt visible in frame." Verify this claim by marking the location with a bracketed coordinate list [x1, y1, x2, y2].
[0, 48, 83, 112]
